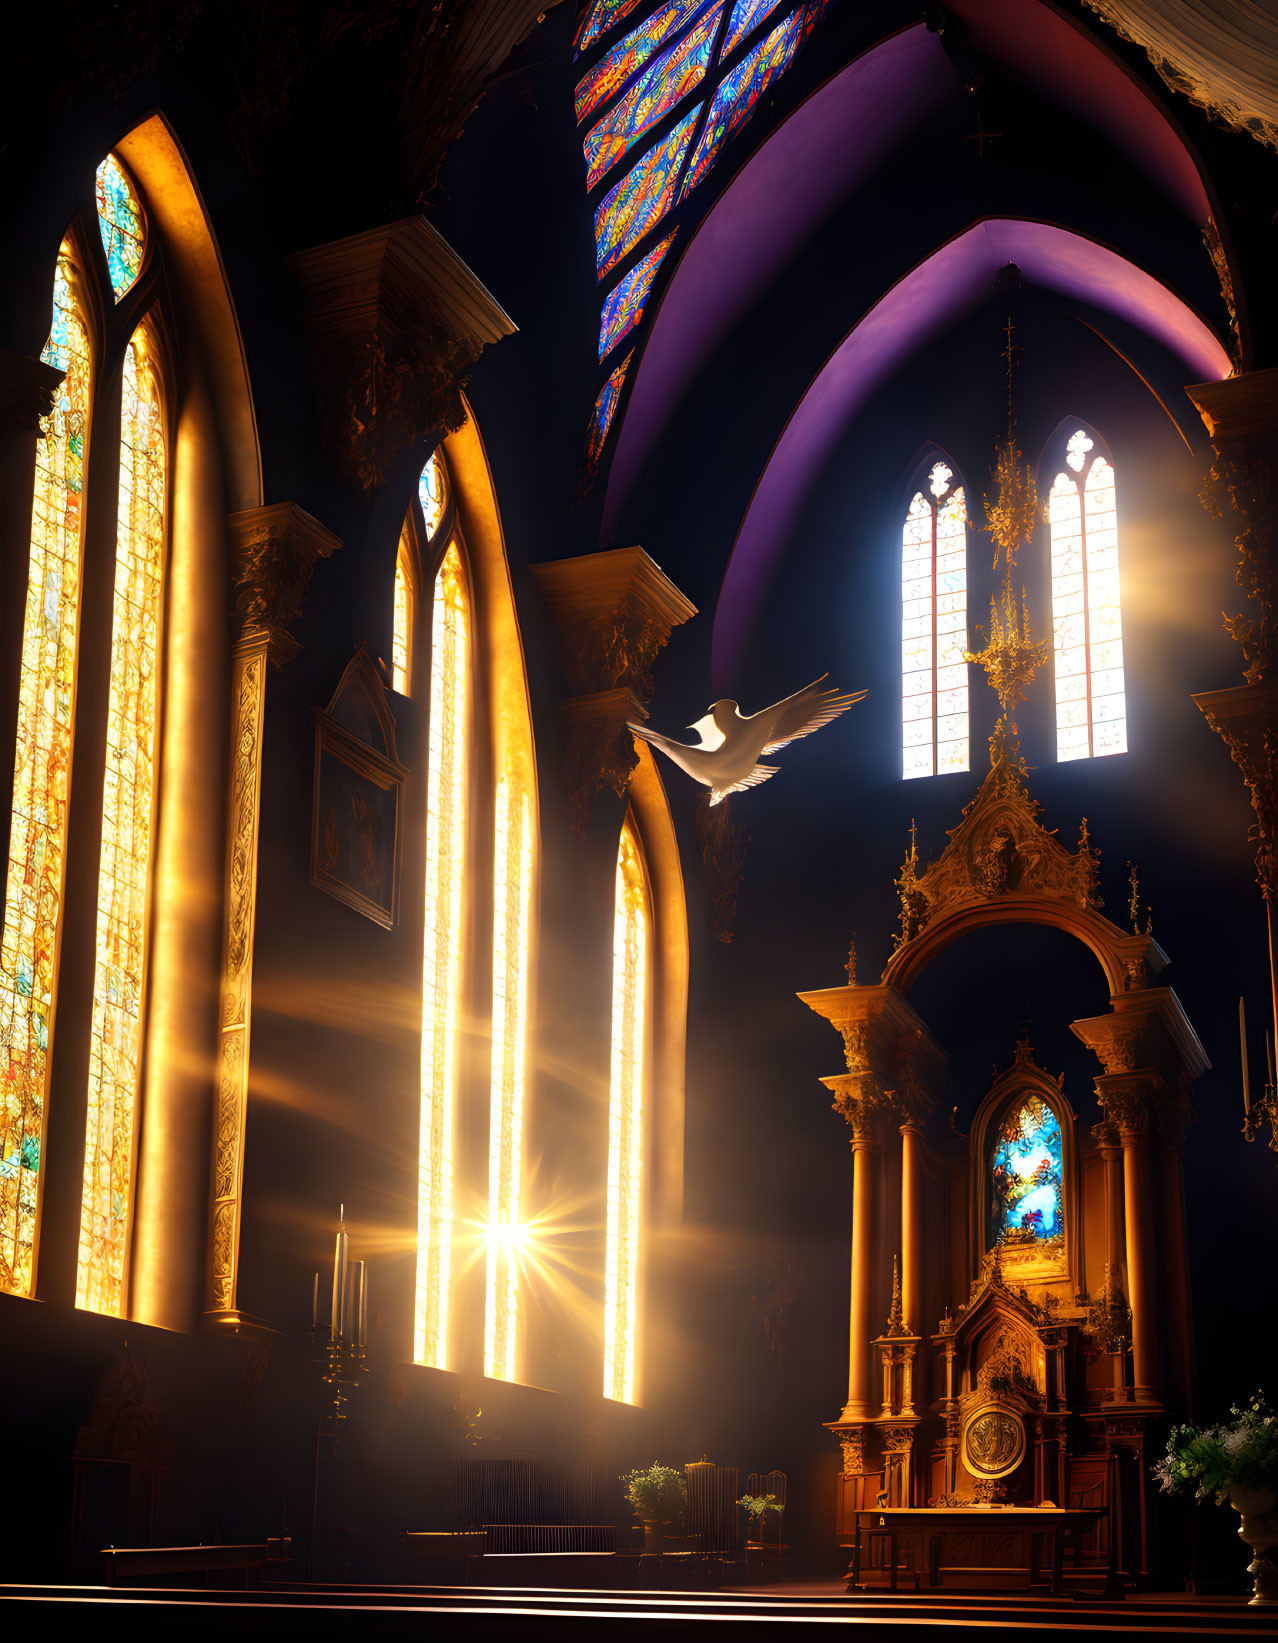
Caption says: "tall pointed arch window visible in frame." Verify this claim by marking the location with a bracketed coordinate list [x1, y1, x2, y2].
[603, 814, 650, 1404]
[76, 324, 167, 1316]
[414, 537, 469, 1370]
[2, 150, 175, 1312]
[988, 1094, 1063, 1251]
[407, 438, 538, 1382]
[1, 250, 92, 1299]
[392, 451, 447, 697]
[1048, 428, 1126, 760]
[901, 460, 969, 780]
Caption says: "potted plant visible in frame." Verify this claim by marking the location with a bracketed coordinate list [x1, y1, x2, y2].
[621, 1462, 687, 1554]
[1155, 1392, 1278, 1605]
[738, 1493, 782, 1546]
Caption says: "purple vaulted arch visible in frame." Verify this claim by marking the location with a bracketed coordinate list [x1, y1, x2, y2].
[710, 218, 1232, 687]
[602, 5, 1218, 541]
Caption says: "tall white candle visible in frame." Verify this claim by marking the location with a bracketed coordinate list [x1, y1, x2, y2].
[356, 1260, 367, 1347]
[311, 1271, 319, 1328]
[1241, 997, 1251, 1116]
[332, 1206, 348, 1337]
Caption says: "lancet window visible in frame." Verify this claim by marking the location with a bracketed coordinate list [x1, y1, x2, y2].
[901, 460, 969, 780]
[407, 441, 538, 1383]
[1048, 427, 1126, 761]
[2, 152, 171, 1314]
[603, 814, 650, 1404]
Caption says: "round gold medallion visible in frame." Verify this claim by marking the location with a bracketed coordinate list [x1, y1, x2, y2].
[961, 1403, 1026, 1479]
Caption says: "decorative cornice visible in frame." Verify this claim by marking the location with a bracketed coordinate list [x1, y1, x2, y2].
[1072, 987, 1210, 1094]
[1193, 680, 1278, 898]
[287, 216, 515, 490]
[532, 548, 696, 837]
[227, 502, 341, 666]
[0, 344, 63, 432]
[1186, 368, 1278, 453]
[801, 983, 949, 1127]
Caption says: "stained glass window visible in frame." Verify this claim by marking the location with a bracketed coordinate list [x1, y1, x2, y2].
[902, 462, 969, 780]
[679, 8, 803, 199]
[599, 234, 675, 360]
[414, 540, 469, 1370]
[584, 5, 722, 189]
[1049, 430, 1126, 761]
[95, 155, 146, 302]
[603, 816, 649, 1404]
[594, 103, 702, 279]
[1, 249, 91, 1300]
[584, 349, 635, 482]
[484, 774, 534, 1383]
[419, 449, 446, 541]
[392, 534, 412, 695]
[576, 0, 649, 59]
[721, 0, 784, 56]
[576, 0, 712, 122]
[989, 1095, 1064, 1250]
[76, 328, 166, 1317]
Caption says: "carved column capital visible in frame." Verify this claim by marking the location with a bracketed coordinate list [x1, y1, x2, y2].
[1193, 681, 1278, 901]
[532, 547, 696, 837]
[802, 982, 949, 1132]
[1095, 1076, 1156, 1144]
[287, 216, 515, 490]
[228, 503, 341, 667]
[0, 344, 63, 432]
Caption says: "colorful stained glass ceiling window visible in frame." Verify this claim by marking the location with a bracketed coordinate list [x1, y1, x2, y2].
[680, 8, 803, 199]
[584, 349, 635, 482]
[576, 0, 648, 58]
[419, 449, 446, 541]
[95, 154, 146, 302]
[576, 0, 712, 122]
[584, 4, 722, 189]
[599, 233, 676, 359]
[594, 103, 702, 278]
[722, 0, 785, 56]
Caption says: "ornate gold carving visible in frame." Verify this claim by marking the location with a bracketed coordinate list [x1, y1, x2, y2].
[841, 1022, 871, 1075]
[882, 1425, 917, 1456]
[207, 637, 269, 1323]
[838, 1428, 866, 1474]
[228, 503, 340, 664]
[963, 1406, 1025, 1478]
[1085, 1262, 1132, 1353]
[828, 1076, 894, 1143]
[1202, 216, 1242, 373]
[884, 1254, 905, 1337]
[1201, 436, 1276, 690]
[1194, 682, 1278, 903]
[891, 745, 1101, 956]
[1100, 1085, 1150, 1140]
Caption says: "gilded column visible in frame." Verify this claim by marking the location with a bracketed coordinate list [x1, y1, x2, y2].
[846, 1118, 881, 1419]
[205, 504, 339, 1327]
[1107, 1082, 1160, 1403]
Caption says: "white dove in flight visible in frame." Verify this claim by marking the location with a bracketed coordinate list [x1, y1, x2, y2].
[629, 675, 867, 807]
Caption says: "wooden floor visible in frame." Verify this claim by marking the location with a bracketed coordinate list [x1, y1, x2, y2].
[1, 1581, 1276, 1640]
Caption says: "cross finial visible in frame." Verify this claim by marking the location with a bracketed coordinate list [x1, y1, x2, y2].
[909, 816, 918, 860]
[845, 930, 858, 986]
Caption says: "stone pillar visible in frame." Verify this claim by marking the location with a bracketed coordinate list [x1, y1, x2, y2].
[848, 1129, 880, 1418]
[1156, 1104, 1196, 1412]
[204, 504, 340, 1329]
[1101, 1080, 1159, 1401]
[1188, 369, 1278, 1062]
[1095, 1118, 1127, 1279]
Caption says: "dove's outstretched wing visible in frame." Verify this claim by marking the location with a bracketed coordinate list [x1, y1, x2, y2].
[743, 675, 868, 754]
[712, 763, 779, 804]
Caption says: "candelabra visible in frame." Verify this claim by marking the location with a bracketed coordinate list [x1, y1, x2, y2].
[307, 1206, 369, 1578]
[1239, 996, 1278, 1152]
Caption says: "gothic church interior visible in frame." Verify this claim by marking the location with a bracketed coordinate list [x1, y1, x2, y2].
[2, 1, 1278, 1631]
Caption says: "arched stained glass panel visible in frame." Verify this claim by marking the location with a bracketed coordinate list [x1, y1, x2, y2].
[576, 0, 649, 60]
[0, 249, 91, 1300]
[603, 816, 649, 1404]
[392, 538, 412, 695]
[418, 449, 446, 542]
[95, 154, 146, 302]
[1049, 430, 1126, 761]
[722, 0, 784, 55]
[901, 461, 969, 779]
[989, 1094, 1063, 1251]
[583, 4, 722, 189]
[599, 233, 675, 360]
[483, 775, 534, 1383]
[77, 327, 167, 1317]
[414, 541, 469, 1369]
[594, 103, 702, 279]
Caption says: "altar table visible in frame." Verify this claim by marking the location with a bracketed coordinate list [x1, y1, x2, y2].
[845, 1506, 1106, 1595]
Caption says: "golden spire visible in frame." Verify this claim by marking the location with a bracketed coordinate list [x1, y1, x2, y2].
[982, 316, 1038, 573]
[885, 1253, 904, 1335]
[845, 930, 858, 986]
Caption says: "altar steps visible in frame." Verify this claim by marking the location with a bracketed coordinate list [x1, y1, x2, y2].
[0, 1581, 1275, 1639]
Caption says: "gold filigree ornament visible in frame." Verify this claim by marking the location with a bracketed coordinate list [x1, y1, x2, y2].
[984, 433, 1039, 572]
[965, 574, 1050, 757]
